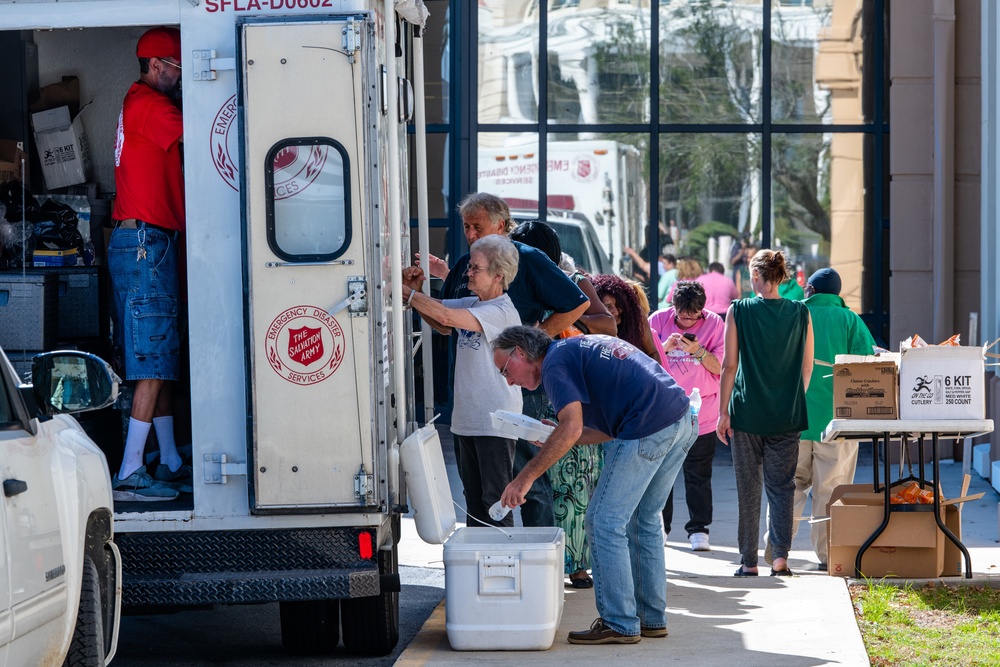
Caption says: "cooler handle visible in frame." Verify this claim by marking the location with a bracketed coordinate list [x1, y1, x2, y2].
[478, 555, 520, 596]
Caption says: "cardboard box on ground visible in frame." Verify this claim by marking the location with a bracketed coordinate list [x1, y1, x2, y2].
[826, 479, 984, 579]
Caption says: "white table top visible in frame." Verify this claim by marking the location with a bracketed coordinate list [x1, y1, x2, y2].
[821, 419, 994, 443]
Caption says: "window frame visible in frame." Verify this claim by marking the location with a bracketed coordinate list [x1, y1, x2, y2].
[264, 137, 353, 264]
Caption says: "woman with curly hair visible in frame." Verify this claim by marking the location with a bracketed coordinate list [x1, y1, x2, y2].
[591, 273, 662, 363]
[509, 220, 614, 589]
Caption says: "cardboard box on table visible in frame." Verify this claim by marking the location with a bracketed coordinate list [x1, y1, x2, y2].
[826, 483, 980, 578]
[832, 355, 899, 420]
[898, 346, 985, 420]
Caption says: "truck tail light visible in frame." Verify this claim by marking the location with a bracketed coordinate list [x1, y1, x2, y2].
[359, 531, 374, 559]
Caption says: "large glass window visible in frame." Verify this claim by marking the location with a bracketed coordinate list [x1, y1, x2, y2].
[660, 1, 763, 124]
[463, 0, 885, 330]
[266, 139, 351, 262]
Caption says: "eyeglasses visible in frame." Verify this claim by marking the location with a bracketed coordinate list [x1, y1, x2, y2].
[160, 58, 182, 71]
[499, 349, 515, 378]
[675, 312, 704, 323]
[467, 263, 487, 275]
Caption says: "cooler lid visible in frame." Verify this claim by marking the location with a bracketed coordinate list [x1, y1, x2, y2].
[399, 424, 457, 544]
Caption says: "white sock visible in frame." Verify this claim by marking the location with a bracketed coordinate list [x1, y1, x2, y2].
[119, 418, 152, 480]
[153, 416, 183, 472]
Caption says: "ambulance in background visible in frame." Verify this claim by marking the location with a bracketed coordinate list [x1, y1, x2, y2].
[478, 139, 646, 275]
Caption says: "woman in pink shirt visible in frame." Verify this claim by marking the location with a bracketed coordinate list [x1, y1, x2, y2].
[697, 262, 740, 318]
[648, 281, 726, 552]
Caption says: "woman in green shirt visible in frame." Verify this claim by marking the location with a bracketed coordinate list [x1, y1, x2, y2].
[718, 249, 814, 577]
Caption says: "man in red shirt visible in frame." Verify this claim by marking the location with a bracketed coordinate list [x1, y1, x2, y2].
[108, 26, 189, 501]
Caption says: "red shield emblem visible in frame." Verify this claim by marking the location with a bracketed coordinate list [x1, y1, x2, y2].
[576, 158, 593, 180]
[287, 326, 324, 367]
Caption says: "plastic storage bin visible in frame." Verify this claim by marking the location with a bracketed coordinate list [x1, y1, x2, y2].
[0, 272, 57, 349]
[443, 527, 565, 651]
[42, 267, 102, 339]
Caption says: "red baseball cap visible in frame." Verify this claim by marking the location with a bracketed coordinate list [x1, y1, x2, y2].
[136, 27, 181, 61]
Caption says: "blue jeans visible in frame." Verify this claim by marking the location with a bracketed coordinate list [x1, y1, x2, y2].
[585, 410, 697, 635]
[108, 225, 181, 381]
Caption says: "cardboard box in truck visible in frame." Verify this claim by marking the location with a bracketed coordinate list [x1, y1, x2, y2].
[31, 106, 91, 190]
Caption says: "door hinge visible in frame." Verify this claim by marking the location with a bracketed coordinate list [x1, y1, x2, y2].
[192, 50, 237, 82]
[354, 463, 374, 502]
[203, 453, 247, 484]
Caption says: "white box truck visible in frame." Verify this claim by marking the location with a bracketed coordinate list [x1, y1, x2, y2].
[0, 0, 427, 656]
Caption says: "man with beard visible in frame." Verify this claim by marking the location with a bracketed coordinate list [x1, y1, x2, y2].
[108, 26, 189, 501]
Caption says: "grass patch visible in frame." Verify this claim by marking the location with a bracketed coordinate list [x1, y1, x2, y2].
[850, 580, 1000, 666]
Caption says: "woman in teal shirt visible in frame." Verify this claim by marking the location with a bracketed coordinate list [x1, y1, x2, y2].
[718, 249, 814, 577]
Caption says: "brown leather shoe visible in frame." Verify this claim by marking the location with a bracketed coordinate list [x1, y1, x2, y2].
[567, 618, 641, 645]
[640, 625, 668, 638]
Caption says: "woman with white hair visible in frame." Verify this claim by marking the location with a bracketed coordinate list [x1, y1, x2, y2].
[401, 235, 522, 527]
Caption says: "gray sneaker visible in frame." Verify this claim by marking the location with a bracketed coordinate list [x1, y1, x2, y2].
[153, 463, 193, 493]
[113, 466, 179, 502]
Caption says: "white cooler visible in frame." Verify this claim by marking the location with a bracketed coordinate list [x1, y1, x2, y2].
[444, 527, 565, 650]
[400, 425, 565, 651]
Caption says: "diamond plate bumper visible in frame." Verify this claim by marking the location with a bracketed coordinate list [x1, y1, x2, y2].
[118, 527, 381, 607]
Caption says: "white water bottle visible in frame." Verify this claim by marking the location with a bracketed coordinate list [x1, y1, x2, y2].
[689, 387, 702, 417]
[489, 500, 511, 522]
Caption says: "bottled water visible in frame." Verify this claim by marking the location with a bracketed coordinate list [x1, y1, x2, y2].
[489, 500, 511, 522]
[689, 387, 702, 417]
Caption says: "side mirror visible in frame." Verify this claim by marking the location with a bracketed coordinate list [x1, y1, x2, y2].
[29, 351, 120, 417]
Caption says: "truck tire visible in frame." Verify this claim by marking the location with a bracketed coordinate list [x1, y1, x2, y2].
[279, 600, 340, 655]
[63, 556, 105, 667]
[341, 543, 399, 656]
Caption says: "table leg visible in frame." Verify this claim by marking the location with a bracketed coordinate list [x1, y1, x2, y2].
[857, 432, 893, 577]
[932, 433, 972, 578]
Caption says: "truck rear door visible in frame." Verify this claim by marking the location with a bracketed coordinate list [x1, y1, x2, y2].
[240, 16, 377, 512]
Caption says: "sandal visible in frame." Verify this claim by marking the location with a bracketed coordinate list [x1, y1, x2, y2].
[770, 567, 794, 577]
[733, 567, 758, 577]
[569, 573, 594, 589]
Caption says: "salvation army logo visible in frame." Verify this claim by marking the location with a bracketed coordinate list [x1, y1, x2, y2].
[265, 306, 346, 386]
[210, 95, 239, 191]
[571, 155, 599, 183]
[272, 144, 328, 200]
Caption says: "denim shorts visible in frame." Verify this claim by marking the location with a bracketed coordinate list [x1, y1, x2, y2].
[107, 225, 181, 381]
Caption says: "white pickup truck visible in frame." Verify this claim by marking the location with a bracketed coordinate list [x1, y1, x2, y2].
[0, 347, 121, 666]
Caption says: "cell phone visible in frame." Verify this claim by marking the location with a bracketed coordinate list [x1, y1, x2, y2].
[682, 333, 696, 341]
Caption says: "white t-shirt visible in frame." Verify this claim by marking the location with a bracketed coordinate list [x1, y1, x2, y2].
[444, 294, 523, 437]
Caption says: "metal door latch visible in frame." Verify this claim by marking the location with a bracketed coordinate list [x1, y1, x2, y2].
[203, 453, 248, 484]
[354, 463, 373, 501]
[342, 19, 361, 61]
[328, 277, 368, 317]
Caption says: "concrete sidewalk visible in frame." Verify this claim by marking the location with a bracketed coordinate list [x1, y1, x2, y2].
[395, 427, 1000, 665]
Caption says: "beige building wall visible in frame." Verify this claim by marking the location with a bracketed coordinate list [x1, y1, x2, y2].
[889, 0, 981, 345]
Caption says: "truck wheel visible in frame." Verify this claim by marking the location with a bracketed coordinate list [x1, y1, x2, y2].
[340, 590, 399, 656]
[279, 600, 339, 655]
[63, 556, 105, 667]
[341, 543, 399, 656]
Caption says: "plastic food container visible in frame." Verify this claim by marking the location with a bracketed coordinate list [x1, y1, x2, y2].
[489, 410, 555, 443]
